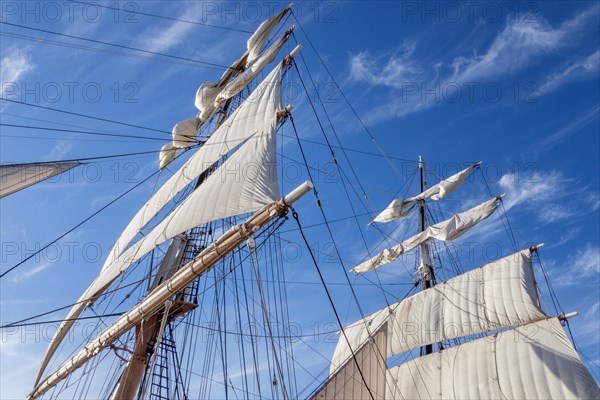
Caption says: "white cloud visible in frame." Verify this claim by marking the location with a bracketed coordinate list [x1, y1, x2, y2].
[135, 6, 198, 53]
[11, 261, 52, 283]
[349, 41, 418, 89]
[0, 48, 35, 98]
[498, 170, 598, 225]
[498, 170, 565, 212]
[570, 243, 600, 279]
[46, 141, 74, 160]
[539, 50, 600, 95]
[348, 7, 598, 123]
[539, 105, 599, 153]
[450, 17, 569, 83]
[555, 243, 600, 287]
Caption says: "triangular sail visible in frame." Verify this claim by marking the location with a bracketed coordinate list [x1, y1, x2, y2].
[387, 318, 600, 400]
[0, 162, 80, 198]
[333, 249, 547, 372]
[371, 162, 480, 224]
[353, 195, 501, 274]
[34, 82, 282, 385]
[111, 64, 282, 269]
[311, 325, 387, 400]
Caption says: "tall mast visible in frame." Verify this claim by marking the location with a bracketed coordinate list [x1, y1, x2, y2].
[418, 156, 434, 356]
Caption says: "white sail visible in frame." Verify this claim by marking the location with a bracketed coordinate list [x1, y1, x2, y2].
[311, 325, 387, 400]
[194, 6, 290, 122]
[111, 64, 282, 269]
[34, 99, 281, 385]
[171, 117, 201, 149]
[159, 143, 177, 170]
[215, 28, 293, 107]
[247, 6, 291, 64]
[371, 162, 480, 224]
[387, 317, 600, 400]
[332, 249, 547, 373]
[0, 162, 80, 198]
[354, 195, 501, 274]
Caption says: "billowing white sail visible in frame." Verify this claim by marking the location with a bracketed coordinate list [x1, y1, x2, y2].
[353, 195, 501, 274]
[332, 249, 546, 373]
[171, 117, 201, 149]
[312, 325, 387, 400]
[0, 162, 80, 198]
[159, 143, 177, 170]
[34, 66, 283, 385]
[371, 162, 480, 224]
[387, 318, 600, 400]
[111, 64, 282, 270]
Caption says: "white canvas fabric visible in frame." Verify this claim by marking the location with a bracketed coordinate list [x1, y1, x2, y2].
[215, 30, 291, 107]
[35, 66, 282, 385]
[246, 7, 290, 64]
[0, 162, 80, 198]
[171, 117, 201, 148]
[354, 196, 500, 274]
[194, 81, 220, 120]
[312, 326, 387, 400]
[159, 143, 177, 170]
[386, 318, 600, 400]
[111, 64, 281, 269]
[332, 250, 547, 373]
[371, 163, 479, 224]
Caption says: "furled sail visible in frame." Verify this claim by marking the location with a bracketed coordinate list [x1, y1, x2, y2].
[246, 5, 291, 64]
[353, 195, 501, 274]
[386, 317, 600, 400]
[34, 64, 284, 385]
[371, 162, 480, 224]
[332, 249, 547, 373]
[171, 117, 201, 149]
[162, 6, 291, 167]
[215, 28, 293, 107]
[311, 325, 387, 400]
[0, 162, 80, 198]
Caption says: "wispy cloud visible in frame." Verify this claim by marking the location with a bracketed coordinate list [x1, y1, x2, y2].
[498, 170, 598, 224]
[46, 141, 74, 160]
[539, 50, 600, 95]
[349, 41, 419, 89]
[348, 7, 598, 123]
[11, 261, 52, 283]
[0, 48, 35, 98]
[135, 6, 198, 53]
[555, 243, 600, 287]
[539, 105, 600, 153]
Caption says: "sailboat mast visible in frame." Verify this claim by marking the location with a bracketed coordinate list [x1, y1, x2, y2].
[418, 156, 434, 356]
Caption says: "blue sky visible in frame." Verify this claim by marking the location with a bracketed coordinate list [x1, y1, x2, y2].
[1, 1, 599, 398]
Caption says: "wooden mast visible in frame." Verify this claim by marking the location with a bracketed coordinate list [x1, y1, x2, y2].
[418, 156, 435, 356]
[28, 181, 314, 400]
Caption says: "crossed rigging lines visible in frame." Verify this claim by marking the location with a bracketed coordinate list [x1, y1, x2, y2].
[0, 8, 528, 399]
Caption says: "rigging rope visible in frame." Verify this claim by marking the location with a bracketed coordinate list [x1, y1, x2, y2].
[72, 1, 254, 33]
[0, 22, 233, 70]
[291, 210, 375, 400]
[2, 98, 171, 135]
[0, 146, 194, 279]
